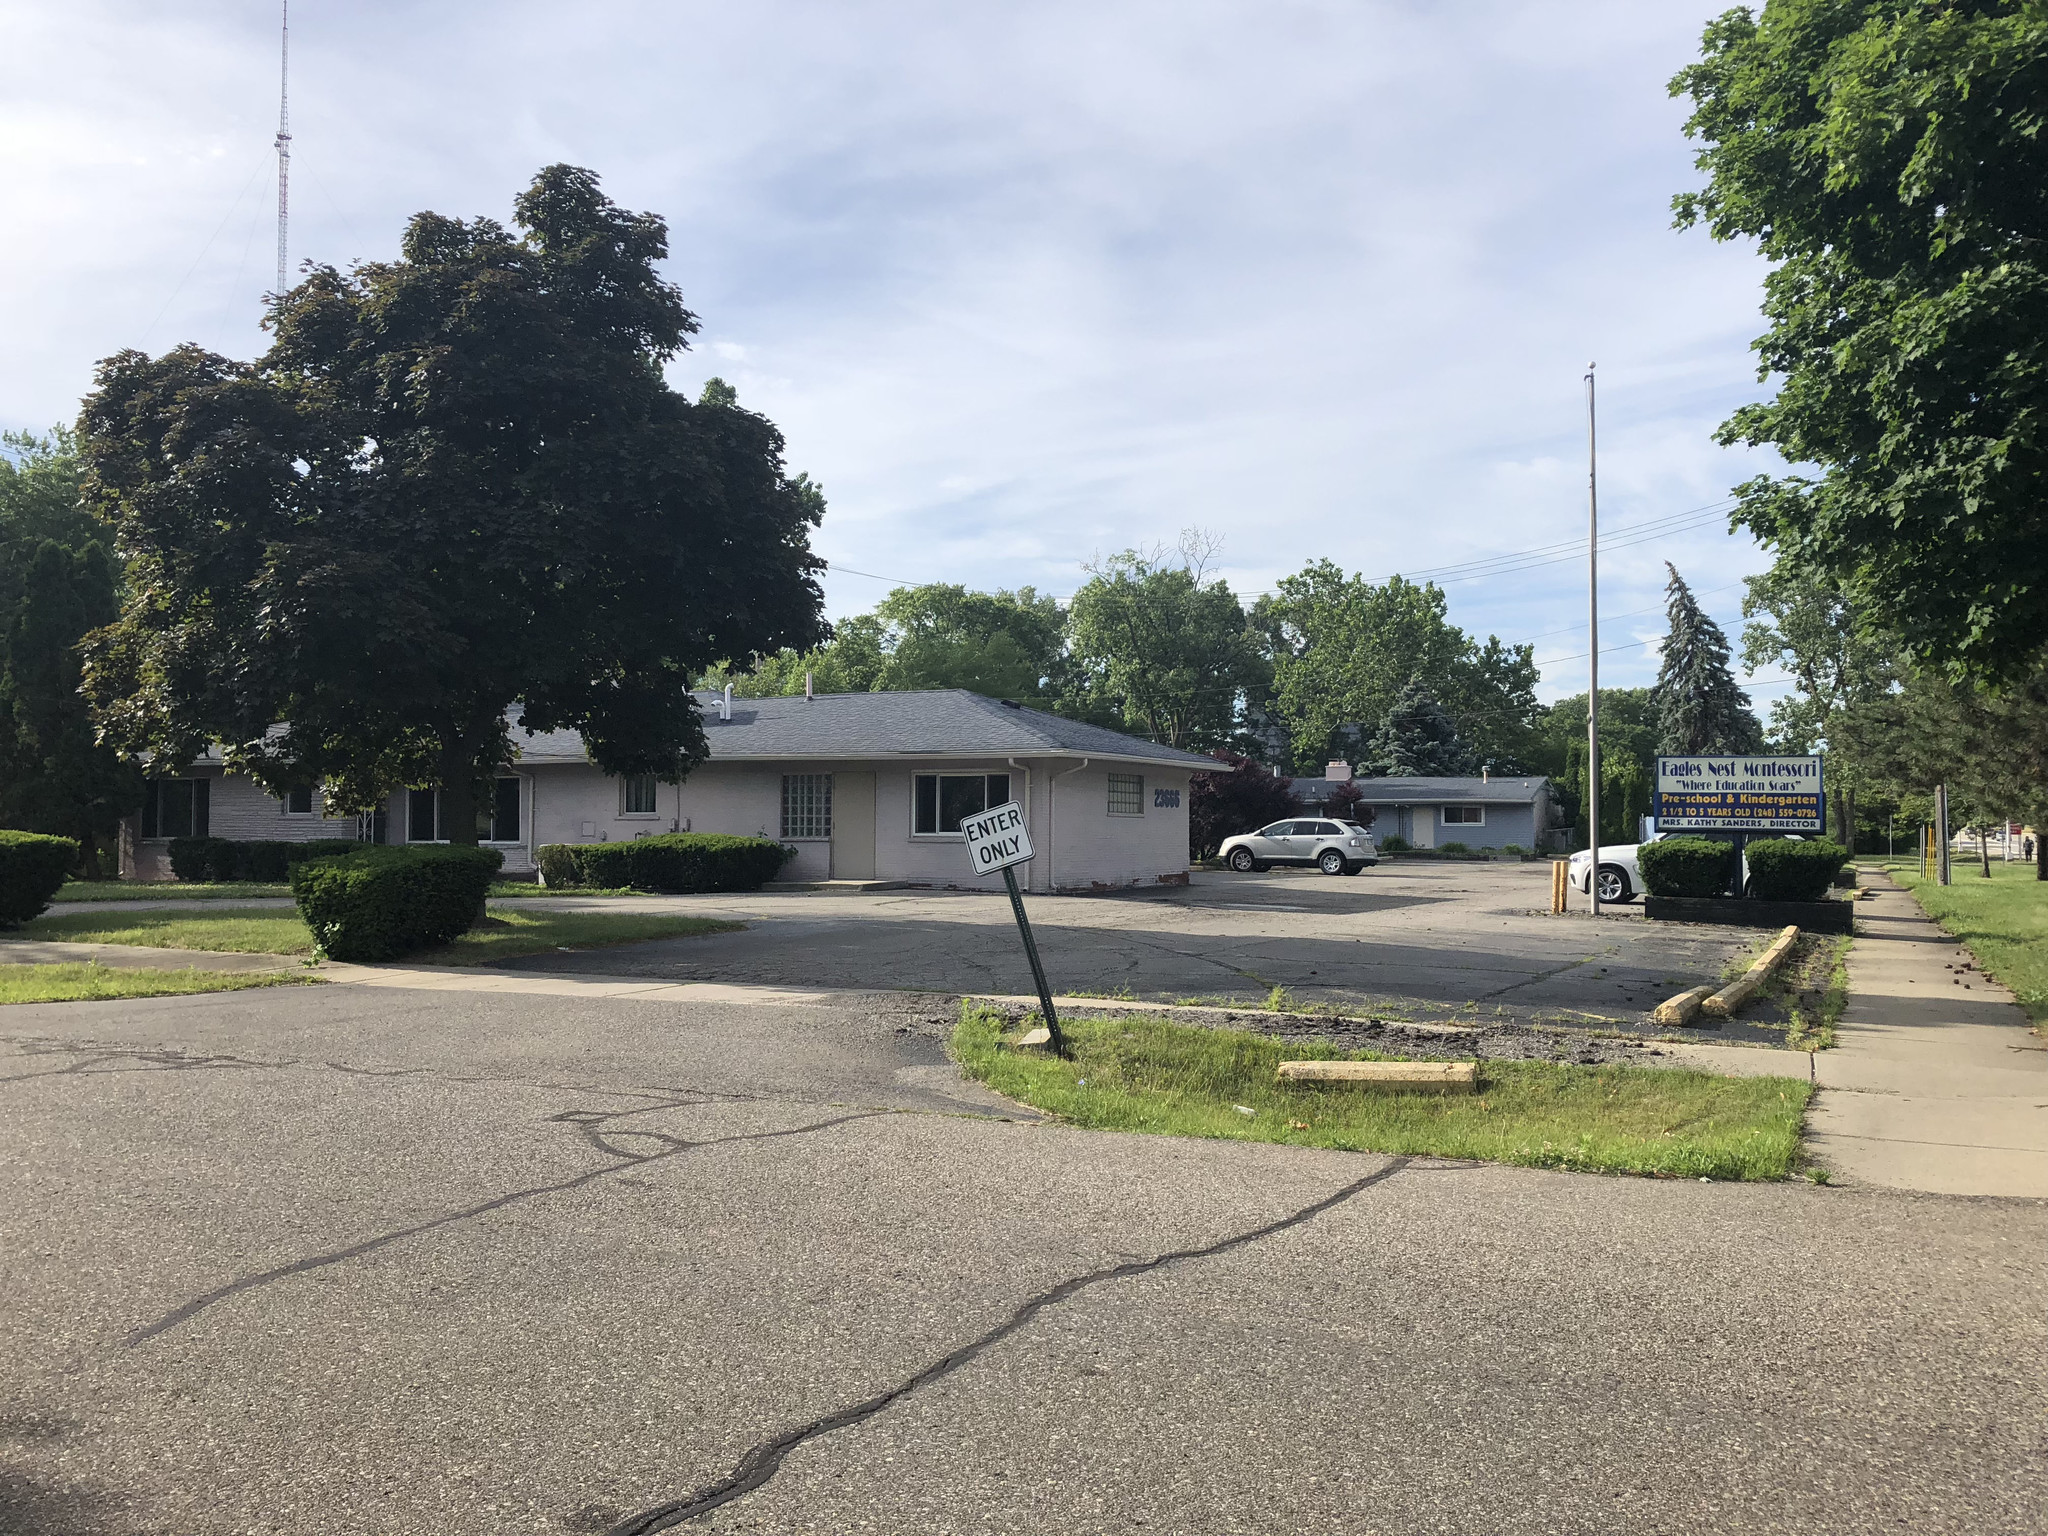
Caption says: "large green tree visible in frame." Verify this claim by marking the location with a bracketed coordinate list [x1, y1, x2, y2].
[1740, 559, 1899, 843]
[81, 166, 826, 844]
[1654, 563, 1765, 754]
[1256, 561, 1539, 773]
[0, 430, 143, 874]
[1673, 1, 2048, 678]
[1366, 679, 1477, 777]
[1533, 689, 1660, 847]
[1067, 540, 1266, 750]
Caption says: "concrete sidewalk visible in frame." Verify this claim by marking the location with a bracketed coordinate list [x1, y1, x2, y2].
[1807, 874, 2048, 1198]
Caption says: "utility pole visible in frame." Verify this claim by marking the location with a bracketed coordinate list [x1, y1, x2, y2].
[274, 0, 291, 303]
[1585, 362, 1600, 915]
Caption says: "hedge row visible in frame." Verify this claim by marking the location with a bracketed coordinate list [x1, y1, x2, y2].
[1638, 837, 1735, 897]
[290, 845, 503, 962]
[168, 837, 361, 884]
[1745, 837, 1849, 902]
[539, 834, 795, 893]
[0, 830, 79, 926]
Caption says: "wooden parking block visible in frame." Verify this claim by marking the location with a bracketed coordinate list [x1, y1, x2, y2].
[1276, 1060, 1477, 1093]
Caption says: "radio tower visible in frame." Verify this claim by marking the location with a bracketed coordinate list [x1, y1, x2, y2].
[274, 0, 291, 302]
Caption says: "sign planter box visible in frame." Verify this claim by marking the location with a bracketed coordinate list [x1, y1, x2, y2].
[1643, 896, 1854, 935]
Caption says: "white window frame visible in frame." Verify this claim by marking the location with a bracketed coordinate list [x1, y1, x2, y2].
[911, 772, 1011, 839]
[280, 784, 317, 816]
[781, 773, 833, 840]
[1107, 772, 1145, 817]
[1442, 805, 1486, 826]
[620, 773, 660, 818]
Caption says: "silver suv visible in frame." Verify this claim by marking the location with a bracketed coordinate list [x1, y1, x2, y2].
[1220, 819, 1378, 876]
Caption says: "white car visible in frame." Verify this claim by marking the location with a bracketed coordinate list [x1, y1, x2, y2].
[1220, 818, 1378, 876]
[1569, 832, 1802, 903]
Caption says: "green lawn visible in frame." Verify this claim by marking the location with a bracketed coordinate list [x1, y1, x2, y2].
[25, 907, 317, 953]
[54, 881, 291, 902]
[1879, 859, 2048, 1026]
[0, 963, 320, 1006]
[21, 905, 740, 966]
[954, 1005, 1811, 1181]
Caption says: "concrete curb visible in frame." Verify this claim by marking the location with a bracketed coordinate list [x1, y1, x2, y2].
[1277, 1059, 1477, 1093]
[1650, 985, 1716, 1028]
[1702, 924, 1801, 1019]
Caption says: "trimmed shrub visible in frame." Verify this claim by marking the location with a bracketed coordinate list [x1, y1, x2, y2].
[291, 845, 503, 962]
[0, 830, 79, 926]
[567, 833, 796, 894]
[537, 843, 584, 889]
[169, 837, 360, 883]
[1378, 835, 1410, 852]
[1638, 836, 1736, 898]
[1744, 837, 1849, 902]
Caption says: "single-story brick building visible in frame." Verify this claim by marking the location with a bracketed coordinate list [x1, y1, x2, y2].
[122, 690, 1215, 893]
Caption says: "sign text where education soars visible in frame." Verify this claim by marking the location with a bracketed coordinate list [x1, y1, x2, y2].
[1653, 755, 1824, 833]
[960, 800, 1034, 875]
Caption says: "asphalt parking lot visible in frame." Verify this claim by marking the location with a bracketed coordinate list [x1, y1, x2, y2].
[3, 979, 2043, 1535]
[516, 860, 1763, 1037]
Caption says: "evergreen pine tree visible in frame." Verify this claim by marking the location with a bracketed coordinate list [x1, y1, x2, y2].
[1369, 677, 1477, 776]
[1654, 563, 1763, 755]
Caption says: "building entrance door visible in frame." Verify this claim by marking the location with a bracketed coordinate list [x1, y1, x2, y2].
[831, 772, 876, 879]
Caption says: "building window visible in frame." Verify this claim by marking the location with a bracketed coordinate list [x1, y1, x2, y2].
[281, 784, 315, 815]
[913, 773, 1010, 835]
[407, 788, 439, 842]
[1107, 773, 1145, 816]
[782, 774, 833, 839]
[487, 778, 522, 842]
[141, 778, 210, 839]
[1443, 805, 1485, 825]
[620, 773, 659, 816]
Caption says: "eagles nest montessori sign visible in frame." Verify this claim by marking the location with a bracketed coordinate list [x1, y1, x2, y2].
[1654, 755, 1824, 833]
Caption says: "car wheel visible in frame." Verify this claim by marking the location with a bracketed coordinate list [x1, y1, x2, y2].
[1596, 864, 1631, 903]
[1228, 848, 1256, 872]
[1318, 849, 1346, 876]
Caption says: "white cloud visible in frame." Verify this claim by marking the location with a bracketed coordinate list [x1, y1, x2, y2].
[2, 0, 1789, 698]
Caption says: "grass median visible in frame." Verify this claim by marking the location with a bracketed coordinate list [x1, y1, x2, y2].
[55, 880, 292, 902]
[1880, 859, 2047, 1027]
[22, 906, 742, 965]
[954, 1004, 1811, 1180]
[0, 963, 320, 1006]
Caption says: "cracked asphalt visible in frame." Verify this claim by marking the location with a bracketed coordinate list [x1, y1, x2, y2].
[506, 862, 1766, 1036]
[3, 975, 2045, 1534]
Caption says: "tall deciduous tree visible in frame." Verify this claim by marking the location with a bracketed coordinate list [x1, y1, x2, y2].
[81, 166, 826, 844]
[0, 430, 143, 874]
[1672, 2, 2048, 678]
[1741, 561, 1898, 844]
[1654, 563, 1764, 755]
[1256, 562, 1538, 774]
[1067, 536, 1266, 750]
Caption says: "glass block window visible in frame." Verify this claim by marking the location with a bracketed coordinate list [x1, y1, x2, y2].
[1107, 773, 1144, 816]
[782, 774, 833, 839]
[913, 773, 1010, 835]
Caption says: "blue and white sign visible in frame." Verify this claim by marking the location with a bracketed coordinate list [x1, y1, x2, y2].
[1654, 755, 1824, 832]
[960, 800, 1034, 875]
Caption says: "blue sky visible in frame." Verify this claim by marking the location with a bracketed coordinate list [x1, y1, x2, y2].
[3, 1, 1791, 703]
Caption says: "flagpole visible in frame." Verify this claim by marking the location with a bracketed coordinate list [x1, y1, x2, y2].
[1586, 363, 1600, 914]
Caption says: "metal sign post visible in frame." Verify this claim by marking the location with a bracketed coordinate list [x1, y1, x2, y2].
[960, 801, 1063, 1054]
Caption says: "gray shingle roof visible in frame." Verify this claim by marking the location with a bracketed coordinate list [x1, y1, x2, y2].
[1293, 775, 1550, 804]
[513, 690, 1218, 769]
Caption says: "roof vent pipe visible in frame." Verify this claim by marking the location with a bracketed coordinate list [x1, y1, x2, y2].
[720, 683, 733, 722]
[1482, 765, 1490, 783]
[805, 670, 814, 701]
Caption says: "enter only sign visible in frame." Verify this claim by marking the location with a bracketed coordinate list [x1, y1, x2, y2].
[960, 800, 1033, 876]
